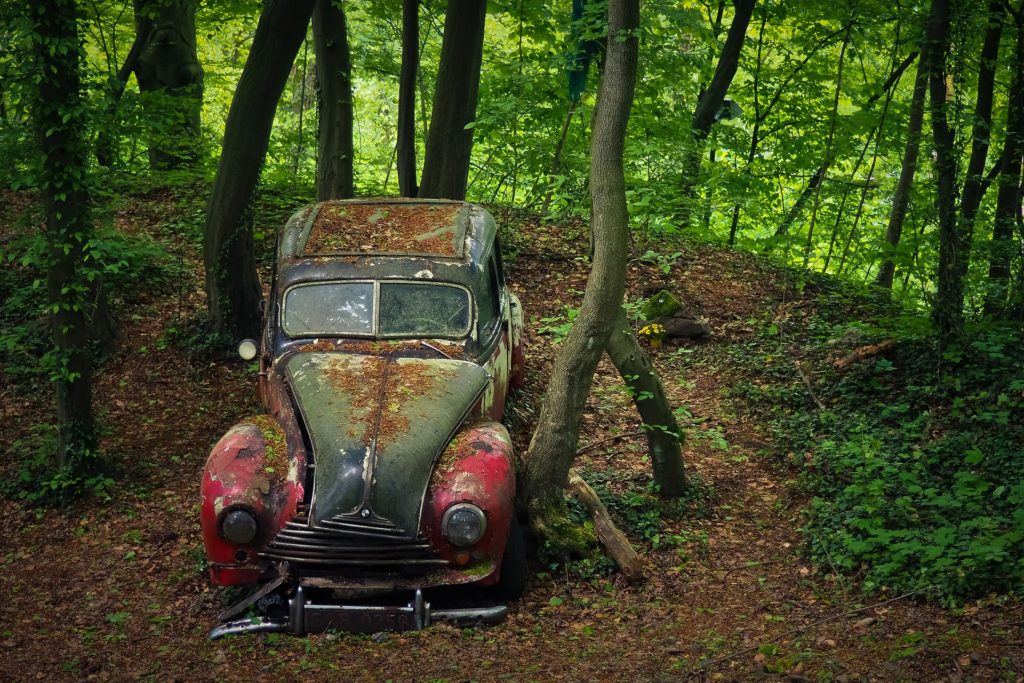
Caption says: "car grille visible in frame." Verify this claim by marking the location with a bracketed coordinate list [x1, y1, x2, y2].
[261, 514, 448, 569]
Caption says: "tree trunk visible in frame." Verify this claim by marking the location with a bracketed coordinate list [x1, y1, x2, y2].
[397, 0, 419, 197]
[418, 0, 486, 200]
[133, 0, 204, 169]
[926, 0, 964, 348]
[677, 0, 756, 231]
[803, 25, 851, 265]
[95, 33, 144, 167]
[985, 10, 1024, 316]
[876, 50, 929, 289]
[539, 100, 578, 216]
[31, 0, 98, 472]
[312, 0, 354, 201]
[204, 0, 315, 341]
[520, 0, 639, 543]
[958, 3, 1003, 244]
[605, 307, 686, 497]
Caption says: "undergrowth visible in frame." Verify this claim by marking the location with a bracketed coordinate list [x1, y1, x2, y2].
[729, 280, 1024, 603]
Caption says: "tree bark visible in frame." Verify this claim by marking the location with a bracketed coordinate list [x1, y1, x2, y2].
[312, 0, 354, 201]
[677, 0, 755, 231]
[876, 49, 929, 289]
[521, 0, 639, 542]
[926, 0, 965, 348]
[985, 8, 1024, 316]
[397, 0, 419, 197]
[133, 0, 204, 169]
[568, 470, 643, 579]
[605, 307, 686, 497]
[958, 3, 1003, 244]
[204, 0, 315, 341]
[31, 0, 98, 472]
[418, 0, 486, 200]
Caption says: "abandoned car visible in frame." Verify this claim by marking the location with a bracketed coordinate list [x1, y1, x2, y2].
[200, 199, 526, 638]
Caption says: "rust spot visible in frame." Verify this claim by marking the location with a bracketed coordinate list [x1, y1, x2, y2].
[468, 440, 493, 453]
[293, 339, 465, 358]
[247, 415, 288, 483]
[234, 447, 254, 460]
[303, 202, 464, 257]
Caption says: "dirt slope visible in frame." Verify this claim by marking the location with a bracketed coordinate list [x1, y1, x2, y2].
[1, 196, 1021, 682]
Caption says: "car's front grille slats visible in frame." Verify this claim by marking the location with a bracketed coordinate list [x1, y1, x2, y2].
[262, 514, 446, 570]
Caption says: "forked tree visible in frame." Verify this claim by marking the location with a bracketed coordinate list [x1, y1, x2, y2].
[520, 0, 643, 539]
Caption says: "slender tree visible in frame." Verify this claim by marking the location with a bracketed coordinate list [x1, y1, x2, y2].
[204, 0, 316, 341]
[418, 0, 487, 200]
[312, 0, 354, 200]
[985, 5, 1024, 315]
[677, 0, 755, 230]
[30, 0, 99, 471]
[877, 49, 928, 289]
[521, 0, 640, 538]
[397, 0, 419, 197]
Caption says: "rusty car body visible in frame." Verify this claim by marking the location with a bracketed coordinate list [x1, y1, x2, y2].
[200, 199, 526, 638]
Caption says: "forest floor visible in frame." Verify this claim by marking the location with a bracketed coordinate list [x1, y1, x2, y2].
[1, 187, 1022, 682]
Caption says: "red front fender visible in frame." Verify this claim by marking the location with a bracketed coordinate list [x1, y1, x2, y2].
[423, 421, 516, 585]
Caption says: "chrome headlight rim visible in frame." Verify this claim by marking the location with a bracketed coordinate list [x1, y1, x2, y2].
[441, 502, 487, 548]
[220, 506, 260, 546]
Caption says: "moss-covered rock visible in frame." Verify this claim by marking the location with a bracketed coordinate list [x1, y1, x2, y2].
[641, 289, 682, 320]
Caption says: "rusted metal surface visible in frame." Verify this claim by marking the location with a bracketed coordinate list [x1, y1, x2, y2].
[423, 422, 516, 583]
[285, 352, 489, 532]
[303, 201, 468, 258]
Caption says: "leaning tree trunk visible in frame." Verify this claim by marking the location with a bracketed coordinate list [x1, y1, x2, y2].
[958, 2, 1003, 253]
[31, 0, 99, 472]
[985, 8, 1024, 316]
[926, 0, 965, 348]
[312, 0, 354, 201]
[418, 0, 486, 200]
[677, 0, 755, 231]
[397, 0, 419, 197]
[133, 0, 204, 169]
[520, 0, 639, 542]
[606, 307, 686, 497]
[877, 51, 929, 289]
[204, 0, 316, 341]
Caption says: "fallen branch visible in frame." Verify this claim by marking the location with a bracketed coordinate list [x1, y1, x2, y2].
[575, 430, 645, 456]
[832, 339, 897, 371]
[794, 360, 826, 411]
[567, 469, 644, 580]
[687, 586, 931, 678]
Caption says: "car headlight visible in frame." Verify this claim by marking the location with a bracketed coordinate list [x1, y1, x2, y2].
[221, 508, 259, 545]
[441, 503, 487, 547]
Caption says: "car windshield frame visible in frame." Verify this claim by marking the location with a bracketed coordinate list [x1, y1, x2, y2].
[281, 279, 474, 340]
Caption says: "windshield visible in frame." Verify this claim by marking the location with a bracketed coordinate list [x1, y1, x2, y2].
[283, 281, 471, 338]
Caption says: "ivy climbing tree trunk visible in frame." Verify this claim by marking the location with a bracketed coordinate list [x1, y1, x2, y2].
[312, 0, 354, 201]
[204, 0, 316, 341]
[605, 307, 686, 497]
[397, 0, 419, 197]
[418, 0, 486, 200]
[31, 0, 99, 472]
[520, 0, 639, 542]
[926, 0, 965, 348]
[132, 0, 204, 169]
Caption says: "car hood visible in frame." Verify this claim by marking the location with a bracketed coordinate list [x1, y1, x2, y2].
[284, 352, 489, 536]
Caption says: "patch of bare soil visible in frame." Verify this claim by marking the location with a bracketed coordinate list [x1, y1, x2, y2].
[1, 200, 1021, 682]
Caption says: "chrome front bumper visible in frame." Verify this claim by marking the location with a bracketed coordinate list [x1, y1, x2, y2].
[209, 586, 507, 639]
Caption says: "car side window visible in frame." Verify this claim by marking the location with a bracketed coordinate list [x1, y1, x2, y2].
[477, 253, 502, 336]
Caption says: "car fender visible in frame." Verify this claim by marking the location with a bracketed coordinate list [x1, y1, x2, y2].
[423, 421, 516, 584]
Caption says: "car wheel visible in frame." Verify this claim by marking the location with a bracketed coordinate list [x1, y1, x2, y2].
[493, 516, 527, 601]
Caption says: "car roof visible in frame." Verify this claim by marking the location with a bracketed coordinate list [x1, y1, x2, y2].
[275, 199, 499, 293]
[281, 199, 491, 261]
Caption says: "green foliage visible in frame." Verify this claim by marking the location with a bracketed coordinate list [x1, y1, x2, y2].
[735, 299, 1024, 602]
